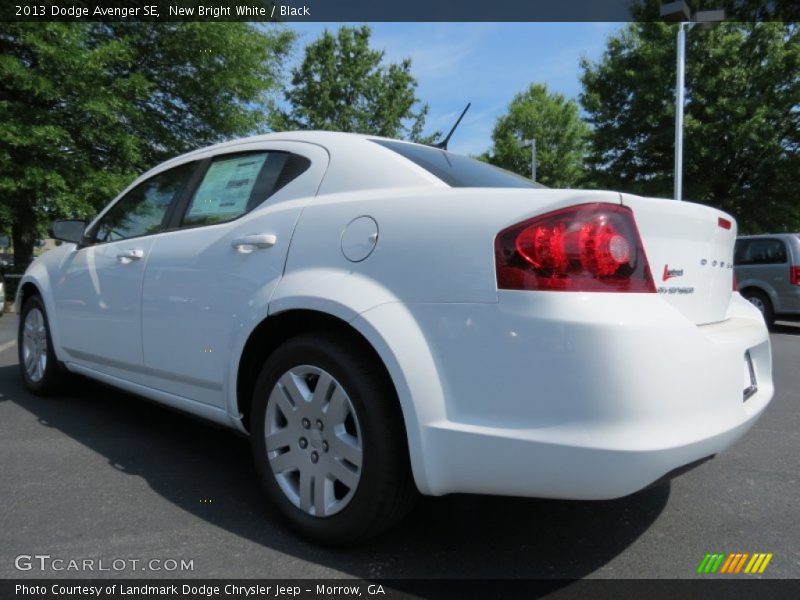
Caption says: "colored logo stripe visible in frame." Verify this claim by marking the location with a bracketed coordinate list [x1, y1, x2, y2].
[719, 553, 736, 573]
[697, 553, 773, 574]
[744, 553, 773, 574]
[697, 553, 726, 573]
[720, 553, 749, 573]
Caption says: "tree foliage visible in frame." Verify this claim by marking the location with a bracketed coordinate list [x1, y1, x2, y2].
[483, 84, 590, 187]
[273, 26, 433, 142]
[581, 21, 799, 234]
[0, 22, 293, 266]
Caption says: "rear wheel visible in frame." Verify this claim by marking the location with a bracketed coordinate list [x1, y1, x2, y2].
[18, 295, 68, 395]
[742, 289, 775, 330]
[250, 332, 417, 544]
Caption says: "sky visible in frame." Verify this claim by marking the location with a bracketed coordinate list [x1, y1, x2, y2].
[281, 22, 622, 156]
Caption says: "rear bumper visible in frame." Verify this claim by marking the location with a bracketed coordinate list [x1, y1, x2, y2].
[409, 292, 773, 499]
[421, 404, 765, 499]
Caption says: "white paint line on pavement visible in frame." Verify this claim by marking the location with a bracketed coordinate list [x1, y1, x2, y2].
[0, 339, 16, 354]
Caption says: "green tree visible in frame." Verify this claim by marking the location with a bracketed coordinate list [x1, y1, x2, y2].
[483, 84, 590, 187]
[580, 21, 799, 233]
[274, 25, 433, 141]
[0, 22, 294, 266]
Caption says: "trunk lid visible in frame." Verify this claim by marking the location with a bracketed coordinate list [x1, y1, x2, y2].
[621, 193, 736, 325]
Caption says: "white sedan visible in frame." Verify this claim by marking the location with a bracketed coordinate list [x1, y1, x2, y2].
[17, 132, 773, 543]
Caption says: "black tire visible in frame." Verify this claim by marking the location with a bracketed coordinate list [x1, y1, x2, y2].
[250, 331, 418, 544]
[18, 294, 68, 395]
[742, 289, 775, 330]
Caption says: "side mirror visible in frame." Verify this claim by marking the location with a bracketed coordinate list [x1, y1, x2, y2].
[50, 219, 87, 245]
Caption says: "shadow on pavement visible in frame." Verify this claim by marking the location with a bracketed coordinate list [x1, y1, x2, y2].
[0, 362, 668, 583]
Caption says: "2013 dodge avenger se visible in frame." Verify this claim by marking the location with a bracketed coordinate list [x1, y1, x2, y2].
[16, 132, 773, 543]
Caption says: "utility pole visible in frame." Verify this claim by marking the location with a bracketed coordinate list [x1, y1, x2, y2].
[521, 138, 536, 182]
[660, 1, 726, 200]
[674, 22, 687, 201]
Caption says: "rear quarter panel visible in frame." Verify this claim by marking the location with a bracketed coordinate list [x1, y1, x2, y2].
[277, 187, 624, 306]
[270, 187, 624, 494]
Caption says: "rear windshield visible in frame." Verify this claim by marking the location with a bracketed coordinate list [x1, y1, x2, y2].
[370, 139, 544, 189]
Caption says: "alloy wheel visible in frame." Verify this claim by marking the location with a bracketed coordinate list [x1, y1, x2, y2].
[22, 307, 48, 382]
[265, 365, 363, 517]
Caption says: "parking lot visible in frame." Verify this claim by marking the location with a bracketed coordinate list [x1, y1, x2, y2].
[0, 311, 798, 580]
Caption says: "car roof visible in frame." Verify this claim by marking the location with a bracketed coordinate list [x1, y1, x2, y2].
[163, 131, 418, 162]
[153, 131, 446, 196]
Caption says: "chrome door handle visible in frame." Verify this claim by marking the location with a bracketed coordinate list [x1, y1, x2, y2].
[117, 249, 144, 263]
[231, 234, 277, 253]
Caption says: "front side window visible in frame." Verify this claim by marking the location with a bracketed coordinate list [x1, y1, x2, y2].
[735, 238, 788, 265]
[94, 163, 195, 243]
[181, 152, 309, 228]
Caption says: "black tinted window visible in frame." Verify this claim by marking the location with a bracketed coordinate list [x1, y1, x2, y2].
[371, 139, 543, 189]
[181, 152, 310, 228]
[94, 163, 194, 243]
[735, 238, 787, 265]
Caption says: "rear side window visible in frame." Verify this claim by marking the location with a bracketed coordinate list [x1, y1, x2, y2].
[181, 152, 310, 228]
[370, 139, 544, 189]
[735, 238, 788, 265]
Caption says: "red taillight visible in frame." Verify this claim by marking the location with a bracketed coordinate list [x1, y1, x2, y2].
[791, 266, 800, 286]
[495, 203, 656, 292]
[733, 272, 738, 291]
[718, 217, 732, 230]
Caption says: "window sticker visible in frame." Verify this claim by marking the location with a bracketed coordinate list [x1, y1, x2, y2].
[186, 154, 268, 220]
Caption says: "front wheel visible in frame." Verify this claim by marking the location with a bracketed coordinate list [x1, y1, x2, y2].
[250, 332, 417, 544]
[18, 295, 67, 395]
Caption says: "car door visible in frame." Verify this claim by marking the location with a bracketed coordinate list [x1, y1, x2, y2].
[54, 162, 198, 385]
[141, 143, 328, 408]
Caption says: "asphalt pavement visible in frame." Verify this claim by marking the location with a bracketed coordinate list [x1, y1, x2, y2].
[0, 311, 798, 579]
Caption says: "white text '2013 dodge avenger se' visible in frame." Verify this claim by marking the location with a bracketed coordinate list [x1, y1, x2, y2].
[17, 132, 773, 543]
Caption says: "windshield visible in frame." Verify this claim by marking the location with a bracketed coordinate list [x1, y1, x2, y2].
[370, 139, 545, 189]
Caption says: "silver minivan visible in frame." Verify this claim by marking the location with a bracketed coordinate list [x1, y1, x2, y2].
[734, 233, 800, 328]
